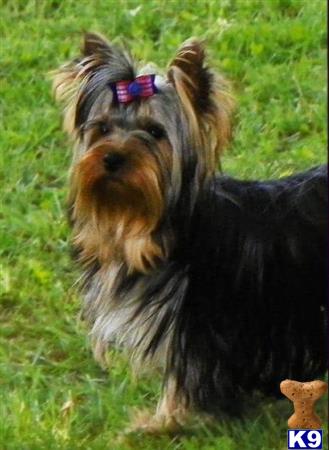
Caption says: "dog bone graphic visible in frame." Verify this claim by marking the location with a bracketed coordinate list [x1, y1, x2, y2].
[280, 379, 328, 429]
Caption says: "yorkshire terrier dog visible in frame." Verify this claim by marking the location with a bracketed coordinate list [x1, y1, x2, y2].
[54, 33, 328, 432]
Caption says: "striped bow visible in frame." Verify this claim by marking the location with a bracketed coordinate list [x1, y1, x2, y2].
[111, 74, 157, 104]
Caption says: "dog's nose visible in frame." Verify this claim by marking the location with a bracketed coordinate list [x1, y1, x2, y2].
[103, 152, 126, 173]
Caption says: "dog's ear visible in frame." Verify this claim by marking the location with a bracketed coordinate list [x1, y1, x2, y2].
[168, 39, 212, 114]
[53, 33, 113, 107]
[82, 32, 112, 56]
[168, 38, 234, 171]
[52, 33, 134, 136]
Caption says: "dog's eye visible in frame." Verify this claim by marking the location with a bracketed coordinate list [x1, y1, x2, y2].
[145, 124, 166, 140]
[98, 122, 110, 135]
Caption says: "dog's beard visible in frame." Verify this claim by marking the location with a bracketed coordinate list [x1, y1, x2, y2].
[70, 138, 172, 273]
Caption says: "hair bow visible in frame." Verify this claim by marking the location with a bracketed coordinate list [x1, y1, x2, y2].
[111, 74, 157, 104]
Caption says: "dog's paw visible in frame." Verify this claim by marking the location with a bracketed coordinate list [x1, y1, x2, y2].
[126, 409, 183, 435]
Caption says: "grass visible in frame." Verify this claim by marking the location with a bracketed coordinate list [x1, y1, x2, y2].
[0, 0, 327, 449]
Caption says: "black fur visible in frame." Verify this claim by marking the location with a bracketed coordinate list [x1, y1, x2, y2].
[117, 165, 328, 415]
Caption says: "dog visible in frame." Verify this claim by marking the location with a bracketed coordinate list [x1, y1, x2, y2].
[53, 33, 328, 432]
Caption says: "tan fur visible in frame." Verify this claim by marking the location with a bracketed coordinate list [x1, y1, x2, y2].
[52, 68, 81, 136]
[129, 378, 189, 434]
[52, 51, 112, 138]
[69, 136, 171, 272]
[168, 38, 234, 174]
[124, 234, 164, 274]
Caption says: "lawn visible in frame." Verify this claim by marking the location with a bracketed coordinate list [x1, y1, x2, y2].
[0, 0, 327, 449]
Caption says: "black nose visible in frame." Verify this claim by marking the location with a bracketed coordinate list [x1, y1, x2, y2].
[103, 152, 126, 173]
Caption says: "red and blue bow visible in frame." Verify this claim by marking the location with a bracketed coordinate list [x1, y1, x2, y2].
[111, 74, 157, 104]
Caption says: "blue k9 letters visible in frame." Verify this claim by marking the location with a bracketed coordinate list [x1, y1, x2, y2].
[288, 430, 323, 449]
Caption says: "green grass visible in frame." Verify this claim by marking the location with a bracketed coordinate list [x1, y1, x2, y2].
[0, 0, 327, 449]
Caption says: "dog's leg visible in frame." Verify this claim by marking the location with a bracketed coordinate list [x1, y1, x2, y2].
[128, 377, 189, 434]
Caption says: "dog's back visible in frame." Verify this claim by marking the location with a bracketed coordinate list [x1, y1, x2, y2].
[173, 165, 328, 414]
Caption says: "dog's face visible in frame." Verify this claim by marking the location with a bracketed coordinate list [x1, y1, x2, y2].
[70, 98, 176, 271]
[54, 33, 233, 272]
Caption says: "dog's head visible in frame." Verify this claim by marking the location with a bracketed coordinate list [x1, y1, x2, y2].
[54, 33, 233, 272]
